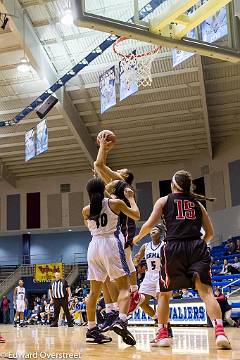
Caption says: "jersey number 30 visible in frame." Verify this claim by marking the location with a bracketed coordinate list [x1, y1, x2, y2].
[175, 199, 196, 220]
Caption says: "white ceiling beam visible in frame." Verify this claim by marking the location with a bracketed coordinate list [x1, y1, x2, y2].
[0, 136, 75, 149]
[67, 67, 199, 91]
[3, 150, 84, 163]
[208, 102, 240, 111]
[79, 95, 202, 116]
[91, 119, 204, 137]
[110, 142, 207, 155]
[0, 0, 97, 165]
[0, 143, 81, 157]
[0, 126, 69, 139]
[72, 81, 200, 105]
[109, 148, 204, 161]
[196, 56, 212, 158]
[205, 74, 240, 85]
[206, 88, 240, 98]
[85, 109, 203, 127]
[107, 128, 206, 144]
[10, 158, 88, 171]
[110, 154, 193, 168]
[14, 166, 89, 177]
[15, 168, 90, 179]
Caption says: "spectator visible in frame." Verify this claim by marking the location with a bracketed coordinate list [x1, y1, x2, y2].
[236, 239, 240, 253]
[214, 288, 238, 327]
[41, 294, 47, 303]
[226, 240, 236, 255]
[219, 259, 229, 275]
[227, 257, 240, 274]
[172, 290, 182, 299]
[71, 297, 82, 326]
[182, 289, 194, 299]
[1, 296, 10, 324]
[74, 286, 82, 296]
[82, 284, 89, 298]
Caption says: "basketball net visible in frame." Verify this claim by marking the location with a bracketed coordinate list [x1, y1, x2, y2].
[113, 36, 161, 88]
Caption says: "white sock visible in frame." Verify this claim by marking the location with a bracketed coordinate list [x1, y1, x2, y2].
[105, 303, 114, 313]
[113, 302, 119, 311]
[87, 321, 96, 330]
[212, 319, 223, 328]
[130, 285, 138, 292]
[119, 313, 127, 322]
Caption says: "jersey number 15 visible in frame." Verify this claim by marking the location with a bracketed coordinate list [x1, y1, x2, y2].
[175, 199, 196, 220]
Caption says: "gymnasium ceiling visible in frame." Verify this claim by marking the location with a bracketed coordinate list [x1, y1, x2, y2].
[0, 0, 240, 182]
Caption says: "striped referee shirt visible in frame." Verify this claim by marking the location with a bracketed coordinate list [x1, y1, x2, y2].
[50, 279, 69, 299]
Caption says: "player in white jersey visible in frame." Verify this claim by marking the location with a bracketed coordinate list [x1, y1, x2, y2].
[82, 177, 140, 345]
[134, 224, 173, 338]
[13, 279, 27, 327]
[134, 225, 165, 317]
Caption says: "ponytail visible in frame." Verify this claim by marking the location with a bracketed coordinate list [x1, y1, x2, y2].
[86, 177, 105, 226]
[89, 192, 104, 222]
[190, 192, 216, 202]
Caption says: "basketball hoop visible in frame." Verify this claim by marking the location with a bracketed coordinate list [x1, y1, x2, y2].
[113, 36, 161, 88]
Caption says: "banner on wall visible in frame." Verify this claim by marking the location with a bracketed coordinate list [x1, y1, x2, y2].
[119, 51, 138, 101]
[36, 119, 48, 156]
[99, 66, 116, 113]
[25, 128, 35, 162]
[201, 7, 227, 43]
[129, 302, 207, 325]
[34, 263, 64, 282]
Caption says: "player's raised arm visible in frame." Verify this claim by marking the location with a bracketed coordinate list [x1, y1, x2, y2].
[94, 134, 121, 184]
[133, 196, 168, 245]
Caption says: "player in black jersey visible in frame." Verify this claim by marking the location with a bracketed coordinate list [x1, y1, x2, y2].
[133, 170, 231, 350]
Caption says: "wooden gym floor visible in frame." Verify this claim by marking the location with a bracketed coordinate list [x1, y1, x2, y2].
[0, 325, 239, 360]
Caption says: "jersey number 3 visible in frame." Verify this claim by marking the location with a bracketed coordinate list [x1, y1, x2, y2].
[175, 199, 196, 220]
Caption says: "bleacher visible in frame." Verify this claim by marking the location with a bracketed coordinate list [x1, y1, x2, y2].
[210, 238, 240, 319]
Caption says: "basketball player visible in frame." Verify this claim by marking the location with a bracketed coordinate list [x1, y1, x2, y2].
[134, 224, 164, 319]
[133, 170, 231, 350]
[13, 279, 27, 327]
[94, 134, 141, 313]
[134, 224, 172, 337]
[82, 177, 140, 345]
[99, 180, 142, 332]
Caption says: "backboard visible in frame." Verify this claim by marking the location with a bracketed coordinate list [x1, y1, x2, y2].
[71, 0, 240, 63]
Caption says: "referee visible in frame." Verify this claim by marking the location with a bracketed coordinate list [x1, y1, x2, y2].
[49, 272, 73, 327]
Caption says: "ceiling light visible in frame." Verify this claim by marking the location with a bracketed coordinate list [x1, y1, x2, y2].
[61, 8, 73, 26]
[17, 57, 31, 73]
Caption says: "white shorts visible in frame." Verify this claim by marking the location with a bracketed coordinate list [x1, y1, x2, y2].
[16, 300, 25, 313]
[124, 246, 136, 274]
[87, 233, 130, 282]
[139, 271, 160, 298]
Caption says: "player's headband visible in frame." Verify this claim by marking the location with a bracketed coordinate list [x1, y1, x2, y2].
[172, 174, 183, 191]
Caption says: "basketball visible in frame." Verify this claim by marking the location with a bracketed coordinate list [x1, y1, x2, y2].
[96, 130, 116, 146]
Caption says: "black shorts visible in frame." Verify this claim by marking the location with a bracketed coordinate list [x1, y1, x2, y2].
[160, 239, 212, 292]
